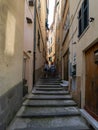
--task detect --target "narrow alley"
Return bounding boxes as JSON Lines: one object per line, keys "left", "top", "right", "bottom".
{"left": 8, "top": 77, "right": 91, "bottom": 130}
{"left": 0, "top": 0, "right": 98, "bottom": 130}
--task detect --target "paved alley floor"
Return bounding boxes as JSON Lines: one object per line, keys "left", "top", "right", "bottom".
{"left": 7, "top": 78, "right": 93, "bottom": 130}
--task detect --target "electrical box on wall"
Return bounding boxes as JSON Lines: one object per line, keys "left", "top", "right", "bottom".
{"left": 72, "top": 64, "right": 76, "bottom": 76}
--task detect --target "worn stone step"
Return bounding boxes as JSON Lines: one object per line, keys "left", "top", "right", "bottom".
{"left": 39, "top": 80, "right": 61, "bottom": 82}
{"left": 37, "top": 83, "right": 60, "bottom": 85}
{"left": 35, "top": 88, "right": 64, "bottom": 91}
{"left": 17, "top": 106, "right": 80, "bottom": 118}
{"left": 23, "top": 100, "right": 77, "bottom": 107}
{"left": 8, "top": 116, "right": 90, "bottom": 130}
{"left": 26, "top": 94, "right": 72, "bottom": 100}
{"left": 37, "top": 78, "right": 60, "bottom": 81}
{"left": 14, "top": 126, "right": 90, "bottom": 130}
{"left": 35, "top": 85, "right": 61, "bottom": 88}
{"left": 32, "top": 90, "right": 69, "bottom": 95}
{"left": 39, "top": 78, "right": 60, "bottom": 81}
{"left": 37, "top": 81, "right": 61, "bottom": 84}
{"left": 38, "top": 82, "right": 61, "bottom": 84}
{"left": 37, "top": 82, "right": 60, "bottom": 84}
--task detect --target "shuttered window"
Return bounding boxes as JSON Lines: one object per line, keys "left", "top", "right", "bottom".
{"left": 78, "top": 0, "right": 89, "bottom": 37}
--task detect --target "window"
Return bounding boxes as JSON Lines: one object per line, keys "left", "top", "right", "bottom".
{"left": 50, "top": 37, "right": 52, "bottom": 44}
{"left": 56, "top": 1, "right": 59, "bottom": 7}
{"left": 63, "top": 10, "right": 70, "bottom": 42}
{"left": 38, "top": 0, "right": 41, "bottom": 9}
{"left": 49, "top": 57, "right": 52, "bottom": 62}
{"left": 45, "top": 19, "right": 49, "bottom": 30}
{"left": 37, "top": 30, "right": 41, "bottom": 52}
{"left": 38, "top": 0, "right": 41, "bottom": 19}
{"left": 78, "top": 0, "right": 89, "bottom": 37}
{"left": 49, "top": 47, "right": 52, "bottom": 54}
{"left": 51, "top": 38, "right": 52, "bottom": 43}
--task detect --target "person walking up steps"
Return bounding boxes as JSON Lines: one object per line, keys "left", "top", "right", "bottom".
{"left": 44, "top": 60, "right": 49, "bottom": 78}
{"left": 50, "top": 62, "right": 56, "bottom": 77}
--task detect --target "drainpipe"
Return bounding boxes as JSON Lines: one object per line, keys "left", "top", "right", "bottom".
{"left": 33, "top": 0, "right": 36, "bottom": 86}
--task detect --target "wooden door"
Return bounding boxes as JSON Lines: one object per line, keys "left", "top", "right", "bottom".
{"left": 85, "top": 43, "right": 98, "bottom": 120}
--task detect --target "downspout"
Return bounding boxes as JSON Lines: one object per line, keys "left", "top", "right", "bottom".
{"left": 33, "top": 0, "right": 36, "bottom": 86}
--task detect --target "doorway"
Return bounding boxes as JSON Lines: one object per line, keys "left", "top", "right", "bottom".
{"left": 85, "top": 43, "right": 98, "bottom": 120}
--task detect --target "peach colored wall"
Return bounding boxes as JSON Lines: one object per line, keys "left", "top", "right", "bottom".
{"left": 35, "top": 0, "right": 47, "bottom": 72}
{"left": 47, "top": 27, "right": 56, "bottom": 63}
{"left": 24, "top": 0, "right": 34, "bottom": 92}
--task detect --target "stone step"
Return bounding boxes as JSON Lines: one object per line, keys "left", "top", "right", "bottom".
{"left": 23, "top": 100, "right": 77, "bottom": 107}
{"left": 39, "top": 80, "right": 61, "bottom": 82}
{"left": 35, "top": 88, "right": 64, "bottom": 91}
{"left": 39, "top": 78, "right": 60, "bottom": 80}
{"left": 17, "top": 106, "right": 80, "bottom": 118}
{"left": 37, "top": 79, "right": 61, "bottom": 82}
{"left": 37, "top": 81, "right": 61, "bottom": 84}
{"left": 26, "top": 94, "right": 72, "bottom": 100}
{"left": 14, "top": 126, "right": 90, "bottom": 130}
{"left": 37, "top": 82, "right": 60, "bottom": 84}
{"left": 35, "top": 85, "right": 61, "bottom": 88}
{"left": 32, "top": 91, "right": 69, "bottom": 95}
{"left": 8, "top": 116, "right": 90, "bottom": 130}
{"left": 37, "top": 83, "right": 60, "bottom": 85}
{"left": 38, "top": 81, "right": 61, "bottom": 84}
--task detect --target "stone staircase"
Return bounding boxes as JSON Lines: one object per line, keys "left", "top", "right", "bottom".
{"left": 8, "top": 78, "right": 92, "bottom": 130}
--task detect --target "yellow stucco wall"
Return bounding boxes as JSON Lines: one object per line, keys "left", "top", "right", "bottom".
{"left": 34, "top": 0, "right": 47, "bottom": 81}
{"left": 0, "top": 0, "right": 24, "bottom": 96}
{"left": 36, "top": 19, "right": 45, "bottom": 70}
{"left": 36, "top": 13, "right": 45, "bottom": 69}
{"left": 47, "top": 27, "right": 56, "bottom": 63}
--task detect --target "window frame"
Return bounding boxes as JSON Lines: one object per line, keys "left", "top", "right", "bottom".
{"left": 78, "top": 0, "right": 89, "bottom": 37}
{"left": 37, "top": 30, "right": 41, "bottom": 52}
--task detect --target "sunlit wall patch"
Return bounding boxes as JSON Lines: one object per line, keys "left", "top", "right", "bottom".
{"left": 5, "top": 11, "right": 16, "bottom": 56}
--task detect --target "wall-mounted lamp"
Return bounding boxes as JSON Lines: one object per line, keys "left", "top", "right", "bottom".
{"left": 89, "top": 17, "right": 95, "bottom": 22}
{"left": 29, "top": 0, "right": 34, "bottom": 6}
{"left": 72, "top": 42, "right": 76, "bottom": 44}
{"left": 27, "top": 50, "right": 32, "bottom": 53}
{"left": 26, "top": 17, "right": 32, "bottom": 24}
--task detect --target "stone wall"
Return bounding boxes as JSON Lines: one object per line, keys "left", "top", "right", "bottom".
{"left": 72, "top": 76, "right": 81, "bottom": 107}
{"left": 0, "top": 82, "right": 23, "bottom": 129}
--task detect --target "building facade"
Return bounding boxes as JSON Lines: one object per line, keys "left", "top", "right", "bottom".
{"left": 60, "top": 0, "right": 69, "bottom": 80}
{"left": 23, "top": 0, "right": 34, "bottom": 94}
{"left": 47, "top": 24, "right": 56, "bottom": 64}
{"left": 69, "top": 0, "right": 98, "bottom": 121}
{"left": 23, "top": 0, "right": 48, "bottom": 88}
{"left": 0, "top": 0, "right": 48, "bottom": 128}
{"left": 34, "top": 0, "right": 48, "bottom": 82}
{"left": 54, "top": 0, "right": 69, "bottom": 79}
{"left": 54, "top": 0, "right": 98, "bottom": 123}
{"left": 0, "top": 0, "right": 24, "bottom": 128}
{"left": 54, "top": 0, "right": 62, "bottom": 76}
